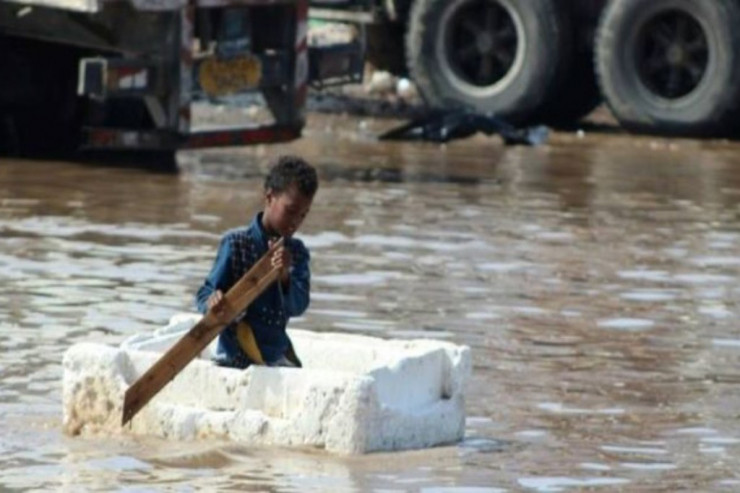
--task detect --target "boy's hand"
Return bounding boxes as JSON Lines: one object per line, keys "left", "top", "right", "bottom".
{"left": 269, "top": 239, "right": 291, "bottom": 285}
{"left": 207, "top": 290, "right": 228, "bottom": 321}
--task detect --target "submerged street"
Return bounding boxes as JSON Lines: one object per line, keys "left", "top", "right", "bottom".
{"left": 2, "top": 114, "right": 740, "bottom": 490}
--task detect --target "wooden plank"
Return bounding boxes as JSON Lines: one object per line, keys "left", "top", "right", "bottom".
{"left": 121, "top": 238, "right": 283, "bottom": 426}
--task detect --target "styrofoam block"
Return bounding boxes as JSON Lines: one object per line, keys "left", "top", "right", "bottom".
{"left": 63, "top": 313, "right": 471, "bottom": 454}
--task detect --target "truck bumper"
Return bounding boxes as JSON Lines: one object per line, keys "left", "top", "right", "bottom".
{"left": 82, "top": 123, "right": 302, "bottom": 150}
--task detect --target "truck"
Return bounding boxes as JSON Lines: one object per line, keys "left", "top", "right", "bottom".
{"left": 0, "top": 0, "right": 363, "bottom": 159}
{"left": 310, "top": 0, "right": 740, "bottom": 137}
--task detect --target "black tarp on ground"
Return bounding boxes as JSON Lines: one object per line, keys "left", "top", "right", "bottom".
{"left": 379, "top": 110, "right": 549, "bottom": 146}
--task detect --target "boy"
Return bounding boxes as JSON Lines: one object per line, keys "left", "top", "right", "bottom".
{"left": 196, "top": 155, "right": 317, "bottom": 368}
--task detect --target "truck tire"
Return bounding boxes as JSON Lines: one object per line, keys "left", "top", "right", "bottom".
{"left": 406, "top": 0, "right": 567, "bottom": 123}
{"left": 596, "top": 0, "right": 740, "bottom": 136}
{"left": 536, "top": 1, "right": 602, "bottom": 126}
{"left": 537, "top": 48, "right": 601, "bottom": 127}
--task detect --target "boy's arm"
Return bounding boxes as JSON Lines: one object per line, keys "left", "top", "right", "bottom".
{"left": 282, "top": 244, "right": 310, "bottom": 317}
{"left": 196, "top": 237, "right": 233, "bottom": 314}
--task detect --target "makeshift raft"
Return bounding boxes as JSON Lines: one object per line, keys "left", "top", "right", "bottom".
{"left": 62, "top": 313, "right": 471, "bottom": 454}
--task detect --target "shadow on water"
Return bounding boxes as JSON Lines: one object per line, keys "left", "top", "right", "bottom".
{"left": 1, "top": 151, "right": 179, "bottom": 174}
{"left": 76, "top": 150, "right": 179, "bottom": 174}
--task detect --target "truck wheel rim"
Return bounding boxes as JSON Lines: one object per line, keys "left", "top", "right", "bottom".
{"left": 635, "top": 10, "right": 709, "bottom": 100}
{"left": 438, "top": 0, "right": 526, "bottom": 98}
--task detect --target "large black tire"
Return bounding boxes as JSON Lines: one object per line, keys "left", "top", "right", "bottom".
{"left": 405, "top": 0, "right": 568, "bottom": 123}
{"left": 537, "top": 48, "right": 601, "bottom": 127}
{"left": 596, "top": 0, "right": 740, "bottom": 136}
{"left": 535, "top": 0, "right": 602, "bottom": 126}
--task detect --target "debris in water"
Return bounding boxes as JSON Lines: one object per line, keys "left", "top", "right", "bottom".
{"left": 379, "top": 110, "right": 549, "bottom": 146}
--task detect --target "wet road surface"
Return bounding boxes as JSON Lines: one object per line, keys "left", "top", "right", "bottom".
{"left": 2, "top": 115, "right": 740, "bottom": 491}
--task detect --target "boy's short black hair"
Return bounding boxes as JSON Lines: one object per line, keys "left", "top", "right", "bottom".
{"left": 264, "top": 155, "right": 318, "bottom": 197}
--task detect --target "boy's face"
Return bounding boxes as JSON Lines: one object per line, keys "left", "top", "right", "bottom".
{"left": 263, "top": 184, "right": 313, "bottom": 238}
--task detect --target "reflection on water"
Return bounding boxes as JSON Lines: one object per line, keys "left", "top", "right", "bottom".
{"left": 3, "top": 115, "right": 740, "bottom": 490}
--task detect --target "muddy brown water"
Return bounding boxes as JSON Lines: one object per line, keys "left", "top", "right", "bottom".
{"left": 2, "top": 115, "right": 740, "bottom": 491}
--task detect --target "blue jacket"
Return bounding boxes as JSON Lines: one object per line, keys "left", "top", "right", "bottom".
{"left": 196, "top": 212, "right": 310, "bottom": 365}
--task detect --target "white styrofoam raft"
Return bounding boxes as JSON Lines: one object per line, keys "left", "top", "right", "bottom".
{"left": 62, "top": 313, "right": 471, "bottom": 454}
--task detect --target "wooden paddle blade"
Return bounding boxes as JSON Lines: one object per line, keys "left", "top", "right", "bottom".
{"left": 122, "top": 238, "right": 283, "bottom": 426}
{"left": 121, "top": 314, "right": 223, "bottom": 425}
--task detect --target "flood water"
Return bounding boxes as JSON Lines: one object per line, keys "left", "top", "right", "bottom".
{"left": 3, "top": 115, "right": 740, "bottom": 491}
